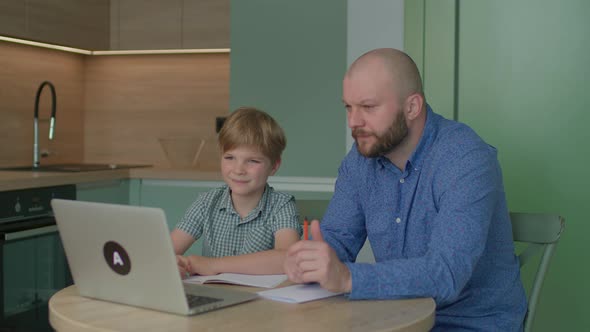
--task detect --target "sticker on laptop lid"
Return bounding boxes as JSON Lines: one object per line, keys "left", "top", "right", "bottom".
{"left": 103, "top": 241, "right": 131, "bottom": 275}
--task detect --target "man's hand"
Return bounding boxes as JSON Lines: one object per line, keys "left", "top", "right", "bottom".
{"left": 284, "top": 220, "right": 352, "bottom": 293}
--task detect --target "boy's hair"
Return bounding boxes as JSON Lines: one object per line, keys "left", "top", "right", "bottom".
{"left": 218, "top": 107, "right": 286, "bottom": 165}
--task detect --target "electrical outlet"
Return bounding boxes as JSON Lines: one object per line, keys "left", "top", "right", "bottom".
{"left": 215, "top": 116, "right": 227, "bottom": 133}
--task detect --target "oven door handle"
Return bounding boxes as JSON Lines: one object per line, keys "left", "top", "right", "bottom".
{"left": 0, "top": 219, "right": 58, "bottom": 242}
{"left": 4, "top": 225, "right": 58, "bottom": 241}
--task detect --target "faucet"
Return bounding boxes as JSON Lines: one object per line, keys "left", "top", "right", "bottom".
{"left": 33, "top": 81, "right": 57, "bottom": 168}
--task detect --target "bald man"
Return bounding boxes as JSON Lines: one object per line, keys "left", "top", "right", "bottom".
{"left": 284, "top": 48, "right": 527, "bottom": 331}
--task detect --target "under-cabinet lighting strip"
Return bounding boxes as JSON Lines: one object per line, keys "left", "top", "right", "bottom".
{"left": 0, "top": 35, "right": 91, "bottom": 54}
{"left": 92, "top": 48, "right": 230, "bottom": 55}
{"left": 0, "top": 35, "right": 230, "bottom": 55}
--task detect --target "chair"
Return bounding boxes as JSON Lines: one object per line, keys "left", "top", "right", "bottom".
{"left": 295, "top": 199, "right": 331, "bottom": 223}
{"left": 510, "top": 212, "right": 565, "bottom": 332}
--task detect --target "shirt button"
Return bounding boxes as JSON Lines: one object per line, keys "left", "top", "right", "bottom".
{"left": 399, "top": 178, "right": 405, "bottom": 183}
{"left": 395, "top": 217, "right": 401, "bottom": 223}
{"left": 233, "top": 250, "right": 238, "bottom": 255}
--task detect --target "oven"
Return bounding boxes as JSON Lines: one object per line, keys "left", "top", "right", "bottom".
{"left": 0, "top": 185, "right": 75, "bottom": 332}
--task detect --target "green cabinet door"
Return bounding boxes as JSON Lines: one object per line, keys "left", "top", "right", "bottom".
{"left": 457, "top": 2, "right": 590, "bottom": 331}
{"left": 76, "top": 179, "right": 131, "bottom": 204}
{"left": 406, "top": 0, "right": 590, "bottom": 330}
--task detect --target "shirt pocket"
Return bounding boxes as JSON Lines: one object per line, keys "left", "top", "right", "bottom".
{"left": 241, "top": 226, "right": 274, "bottom": 254}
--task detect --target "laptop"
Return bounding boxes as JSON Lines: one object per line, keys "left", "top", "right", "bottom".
{"left": 50, "top": 198, "right": 257, "bottom": 315}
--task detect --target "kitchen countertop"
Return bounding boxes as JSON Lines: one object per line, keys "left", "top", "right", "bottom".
{"left": 0, "top": 167, "right": 223, "bottom": 192}
{"left": 129, "top": 167, "right": 222, "bottom": 182}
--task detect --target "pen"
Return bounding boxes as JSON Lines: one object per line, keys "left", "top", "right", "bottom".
{"left": 303, "top": 217, "right": 309, "bottom": 240}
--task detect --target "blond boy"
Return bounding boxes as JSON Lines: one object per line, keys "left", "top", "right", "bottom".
{"left": 172, "top": 107, "right": 301, "bottom": 277}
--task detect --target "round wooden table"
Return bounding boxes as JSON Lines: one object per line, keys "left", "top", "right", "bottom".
{"left": 49, "top": 285, "right": 435, "bottom": 332}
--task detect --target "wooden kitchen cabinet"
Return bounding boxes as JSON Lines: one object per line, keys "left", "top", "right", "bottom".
{"left": 113, "top": 0, "right": 183, "bottom": 50}
{"left": 111, "top": 0, "right": 229, "bottom": 50}
{"left": 182, "top": 0, "right": 230, "bottom": 49}
{"left": 27, "top": 0, "right": 110, "bottom": 49}
{"left": 0, "top": 0, "right": 110, "bottom": 50}
{"left": 0, "top": 1, "right": 26, "bottom": 37}
{"left": 0, "top": 0, "right": 228, "bottom": 51}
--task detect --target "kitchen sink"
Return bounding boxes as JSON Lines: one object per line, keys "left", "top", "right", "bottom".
{"left": 0, "top": 163, "right": 151, "bottom": 172}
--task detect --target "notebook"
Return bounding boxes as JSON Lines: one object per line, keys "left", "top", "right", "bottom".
{"left": 50, "top": 198, "right": 257, "bottom": 316}
{"left": 185, "top": 273, "right": 287, "bottom": 288}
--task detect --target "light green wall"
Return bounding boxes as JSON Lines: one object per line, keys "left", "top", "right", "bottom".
{"left": 423, "top": 0, "right": 456, "bottom": 120}
{"left": 407, "top": 0, "right": 590, "bottom": 330}
{"left": 405, "top": 0, "right": 456, "bottom": 120}
{"left": 404, "top": 0, "right": 425, "bottom": 75}
{"left": 229, "top": 0, "right": 347, "bottom": 177}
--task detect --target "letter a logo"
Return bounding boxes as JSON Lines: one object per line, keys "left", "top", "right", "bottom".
{"left": 112, "top": 251, "right": 124, "bottom": 266}
{"left": 103, "top": 241, "right": 131, "bottom": 275}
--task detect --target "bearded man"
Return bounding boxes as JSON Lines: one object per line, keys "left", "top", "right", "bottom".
{"left": 284, "top": 48, "right": 527, "bottom": 331}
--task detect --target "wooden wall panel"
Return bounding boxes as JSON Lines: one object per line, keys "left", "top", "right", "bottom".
{"left": 0, "top": 42, "right": 229, "bottom": 171}
{"left": 83, "top": 53, "right": 229, "bottom": 171}
{"left": 0, "top": 42, "right": 85, "bottom": 167}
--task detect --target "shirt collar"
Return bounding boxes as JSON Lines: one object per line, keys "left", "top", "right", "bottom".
{"left": 408, "top": 104, "right": 437, "bottom": 172}
{"left": 219, "top": 185, "right": 234, "bottom": 211}
{"left": 218, "top": 184, "right": 270, "bottom": 222}
{"left": 375, "top": 104, "right": 437, "bottom": 172}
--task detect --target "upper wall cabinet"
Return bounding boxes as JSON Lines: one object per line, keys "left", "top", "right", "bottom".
{"left": 0, "top": 0, "right": 110, "bottom": 50}
{"left": 0, "top": 1, "right": 26, "bottom": 37}
{"left": 182, "top": 0, "right": 229, "bottom": 49}
{"left": 110, "top": 0, "right": 229, "bottom": 50}
{"left": 0, "top": 0, "right": 229, "bottom": 50}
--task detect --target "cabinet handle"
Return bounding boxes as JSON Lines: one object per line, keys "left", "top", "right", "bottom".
{"left": 1, "top": 222, "right": 57, "bottom": 242}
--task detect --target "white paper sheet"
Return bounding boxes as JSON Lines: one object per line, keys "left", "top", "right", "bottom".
{"left": 257, "top": 283, "right": 344, "bottom": 303}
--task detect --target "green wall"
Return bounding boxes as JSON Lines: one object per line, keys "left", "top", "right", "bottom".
{"left": 229, "top": 0, "right": 347, "bottom": 177}
{"left": 404, "top": 0, "right": 456, "bottom": 120}
{"left": 406, "top": 0, "right": 590, "bottom": 330}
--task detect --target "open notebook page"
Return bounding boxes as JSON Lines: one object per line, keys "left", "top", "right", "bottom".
{"left": 184, "top": 273, "right": 287, "bottom": 288}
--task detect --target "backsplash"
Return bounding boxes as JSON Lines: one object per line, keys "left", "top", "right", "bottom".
{"left": 0, "top": 42, "right": 85, "bottom": 166}
{"left": 0, "top": 41, "right": 229, "bottom": 171}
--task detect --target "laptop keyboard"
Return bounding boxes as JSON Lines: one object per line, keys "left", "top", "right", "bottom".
{"left": 186, "top": 294, "right": 222, "bottom": 308}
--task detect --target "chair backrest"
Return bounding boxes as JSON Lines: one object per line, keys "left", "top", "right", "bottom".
{"left": 295, "top": 199, "right": 331, "bottom": 223}
{"left": 510, "top": 212, "right": 565, "bottom": 332}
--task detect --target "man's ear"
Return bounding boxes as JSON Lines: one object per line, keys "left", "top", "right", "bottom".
{"left": 404, "top": 93, "right": 424, "bottom": 121}
{"left": 270, "top": 158, "right": 281, "bottom": 176}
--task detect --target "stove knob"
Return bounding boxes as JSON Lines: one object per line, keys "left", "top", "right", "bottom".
{"left": 14, "top": 201, "right": 21, "bottom": 213}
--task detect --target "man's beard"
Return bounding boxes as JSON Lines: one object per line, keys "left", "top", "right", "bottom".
{"left": 353, "top": 111, "right": 408, "bottom": 158}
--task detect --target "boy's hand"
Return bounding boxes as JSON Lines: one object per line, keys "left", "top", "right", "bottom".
{"left": 284, "top": 220, "right": 352, "bottom": 293}
{"left": 177, "top": 255, "right": 218, "bottom": 277}
{"left": 186, "top": 255, "right": 218, "bottom": 276}
{"left": 176, "top": 255, "right": 192, "bottom": 279}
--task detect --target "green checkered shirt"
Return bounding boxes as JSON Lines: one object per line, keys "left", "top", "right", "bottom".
{"left": 175, "top": 184, "right": 302, "bottom": 257}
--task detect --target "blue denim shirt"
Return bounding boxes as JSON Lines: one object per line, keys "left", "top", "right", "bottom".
{"left": 321, "top": 106, "right": 527, "bottom": 331}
